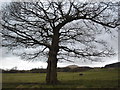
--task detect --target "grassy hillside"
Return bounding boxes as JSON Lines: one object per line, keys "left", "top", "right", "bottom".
{"left": 2, "top": 68, "right": 119, "bottom": 88}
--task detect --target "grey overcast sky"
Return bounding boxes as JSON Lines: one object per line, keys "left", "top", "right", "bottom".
{"left": 0, "top": 0, "right": 119, "bottom": 70}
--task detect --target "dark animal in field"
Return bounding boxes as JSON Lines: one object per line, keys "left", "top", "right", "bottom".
{"left": 79, "top": 73, "right": 84, "bottom": 76}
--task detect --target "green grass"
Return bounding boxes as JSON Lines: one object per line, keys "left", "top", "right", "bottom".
{"left": 2, "top": 68, "right": 120, "bottom": 88}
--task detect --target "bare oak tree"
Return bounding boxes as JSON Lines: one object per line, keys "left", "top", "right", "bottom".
{"left": 1, "top": 1, "right": 119, "bottom": 84}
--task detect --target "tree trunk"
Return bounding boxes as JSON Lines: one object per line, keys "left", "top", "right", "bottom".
{"left": 46, "top": 52, "right": 58, "bottom": 84}
{"left": 46, "top": 28, "right": 60, "bottom": 84}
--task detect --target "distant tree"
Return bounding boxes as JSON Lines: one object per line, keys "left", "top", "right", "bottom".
{"left": 11, "top": 66, "right": 17, "bottom": 70}
{"left": 0, "top": 1, "right": 119, "bottom": 84}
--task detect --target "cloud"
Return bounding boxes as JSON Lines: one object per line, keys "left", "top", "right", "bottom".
{"left": 0, "top": 54, "right": 118, "bottom": 70}
{"left": 1, "top": 56, "right": 47, "bottom": 70}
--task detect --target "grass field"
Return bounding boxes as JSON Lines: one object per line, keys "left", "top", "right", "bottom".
{"left": 1, "top": 68, "right": 120, "bottom": 88}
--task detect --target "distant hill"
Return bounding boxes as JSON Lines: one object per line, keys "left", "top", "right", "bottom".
{"left": 66, "top": 65, "right": 79, "bottom": 69}
{"left": 57, "top": 65, "right": 92, "bottom": 72}
{"left": 104, "top": 62, "right": 120, "bottom": 68}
